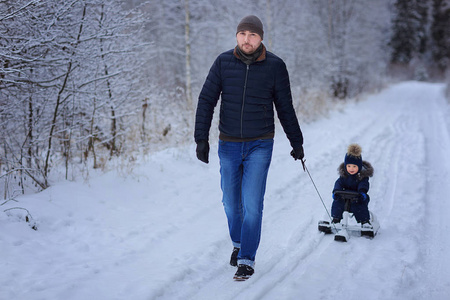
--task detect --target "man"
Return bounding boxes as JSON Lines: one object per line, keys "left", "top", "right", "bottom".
{"left": 194, "top": 15, "right": 304, "bottom": 281}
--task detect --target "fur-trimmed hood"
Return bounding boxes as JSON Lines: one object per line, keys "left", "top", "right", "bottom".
{"left": 338, "top": 160, "right": 374, "bottom": 180}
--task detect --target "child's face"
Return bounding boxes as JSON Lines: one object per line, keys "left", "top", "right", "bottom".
{"left": 346, "top": 164, "right": 359, "bottom": 175}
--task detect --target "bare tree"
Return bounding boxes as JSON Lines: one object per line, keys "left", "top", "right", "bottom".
{"left": 1, "top": 0, "right": 149, "bottom": 196}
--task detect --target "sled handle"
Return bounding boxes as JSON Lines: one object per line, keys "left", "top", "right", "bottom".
{"left": 334, "top": 190, "right": 360, "bottom": 202}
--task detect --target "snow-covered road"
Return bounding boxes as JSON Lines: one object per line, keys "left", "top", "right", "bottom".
{"left": 1, "top": 81, "right": 449, "bottom": 300}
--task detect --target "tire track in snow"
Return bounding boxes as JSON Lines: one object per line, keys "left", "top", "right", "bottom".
{"left": 347, "top": 83, "right": 430, "bottom": 298}
{"left": 228, "top": 89, "right": 420, "bottom": 299}
{"left": 413, "top": 84, "right": 450, "bottom": 299}
{"left": 227, "top": 106, "right": 393, "bottom": 299}
{"left": 246, "top": 82, "right": 438, "bottom": 299}
{"left": 148, "top": 82, "right": 449, "bottom": 300}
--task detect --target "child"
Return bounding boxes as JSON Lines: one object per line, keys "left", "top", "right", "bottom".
{"left": 331, "top": 143, "right": 374, "bottom": 229}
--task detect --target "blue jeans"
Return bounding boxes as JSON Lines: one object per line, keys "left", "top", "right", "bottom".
{"left": 218, "top": 139, "right": 274, "bottom": 267}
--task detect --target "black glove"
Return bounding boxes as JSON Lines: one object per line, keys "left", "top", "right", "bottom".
{"left": 196, "top": 140, "right": 209, "bottom": 164}
{"left": 290, "top": 146, "right": 304, "bottom": 161}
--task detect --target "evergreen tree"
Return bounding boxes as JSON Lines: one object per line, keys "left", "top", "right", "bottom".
{"left": 430, "top": 0, "right": 450, "bottom": 71}
{"left": 390, "top": 0, "right": 429, "bottom": 64}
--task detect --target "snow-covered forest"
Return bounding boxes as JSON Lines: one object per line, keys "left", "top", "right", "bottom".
{"left": 1, "top": 0, "right": 449, "bottom": 196}
{"left": 1, "top": 1, "right": 450, "bottom": 299}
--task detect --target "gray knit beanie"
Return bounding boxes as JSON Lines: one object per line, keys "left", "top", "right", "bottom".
{"left": 236, "top": 15, "right": 264, "bottom": 39}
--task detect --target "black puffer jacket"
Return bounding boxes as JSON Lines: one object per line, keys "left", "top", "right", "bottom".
{"left": 194, "top": 45, "right": 303, "bottom": 149}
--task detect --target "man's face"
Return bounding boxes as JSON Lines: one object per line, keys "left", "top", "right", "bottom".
{"left": 236, "top": 30, "right": 262, "bottom": 54}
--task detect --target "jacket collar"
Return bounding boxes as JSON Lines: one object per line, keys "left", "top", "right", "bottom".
{"left": 233, "top": 43, "right": 266, "bottom": 63}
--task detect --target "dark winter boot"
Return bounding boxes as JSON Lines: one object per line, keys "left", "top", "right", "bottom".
{"left": 233, "top": 264, "right": 254, "bottom": 281}
{"left": 361, "top": 220, "right": 374, "bottom": 237}
{"left": 230, "top": 247, "right": 239, "bottom": 267}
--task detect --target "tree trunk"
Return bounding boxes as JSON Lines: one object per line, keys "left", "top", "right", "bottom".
{"left": 100, "top": 3, "right": 117, "bottom": 157}
{"left": 27, "top": 95, "right": 33, "bottom": 169}
{"left": 184, "top": 0, "right": 193, "bottom": 109}
{"left": 43, "top": 3, "right": 87, "bottom": 185}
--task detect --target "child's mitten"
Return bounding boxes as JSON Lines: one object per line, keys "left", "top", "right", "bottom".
{"left": 358, "top": 192, "right": 368, "bottom": 204}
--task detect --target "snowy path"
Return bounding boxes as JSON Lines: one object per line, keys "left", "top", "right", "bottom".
{"left": 1, "top": 81, "right": 449, "bottom": 300}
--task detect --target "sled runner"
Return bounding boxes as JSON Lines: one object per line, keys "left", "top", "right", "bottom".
{"left": 318, "top": 190, "right": 380, "bottom": 242}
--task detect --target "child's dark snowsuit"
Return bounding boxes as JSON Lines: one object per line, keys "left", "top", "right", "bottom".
{"left": 331, "top": 144, "right": 374, "bottom": 223}
{"left": 331, "top": 161, "right": 374, "bottom": 222}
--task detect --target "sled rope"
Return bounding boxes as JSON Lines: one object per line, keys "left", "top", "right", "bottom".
{"left": 301, "top": 159, "right": 338, "bottom": 231}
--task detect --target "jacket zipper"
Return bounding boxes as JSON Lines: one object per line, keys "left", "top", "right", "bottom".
{"left": 241, "top": 64, "right": 249, "bottom": 138}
